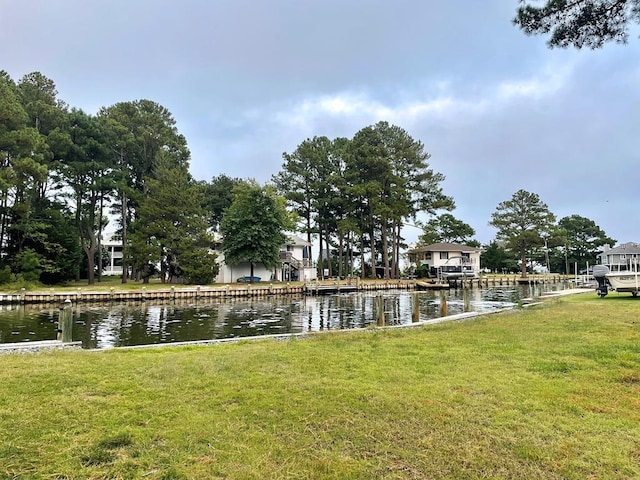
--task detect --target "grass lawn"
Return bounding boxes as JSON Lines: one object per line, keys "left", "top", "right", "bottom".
{"left": 1, "top": 293, "right": 639, "bottom": 479}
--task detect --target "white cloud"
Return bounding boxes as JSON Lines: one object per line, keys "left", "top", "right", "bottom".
{"left": 496, "top": 64, "right": 572, "bottom": 101}
{"left": 265, "top": 60, "right": 575, "bottom": 135}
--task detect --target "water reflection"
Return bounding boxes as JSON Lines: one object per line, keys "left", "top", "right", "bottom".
{"left": 0, "top": 283, "right": 569, "bottom": 349}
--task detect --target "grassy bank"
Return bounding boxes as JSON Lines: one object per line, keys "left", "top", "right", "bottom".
{"left": 1, "top": 293, "right": 639, "bottom": 479}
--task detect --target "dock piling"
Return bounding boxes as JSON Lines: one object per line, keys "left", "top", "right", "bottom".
{"left": 58, "top": 299, "right": 73, "bottom": 343}
{"left": 439, "top": 291, "right": 448, "bottom": 317}
{"left": 377, "top": 295, "right": 385, "bottom": 326}
{"left": 412, "top": 293, "right": 420, "bottom": 322}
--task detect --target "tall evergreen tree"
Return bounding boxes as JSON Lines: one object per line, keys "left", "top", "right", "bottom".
{"left": 0, "top": 71, "right": 54, "bottom": 277}
{"left": 555, "top": 214, "right": 615, "bottom": 273}
{"left": 481, "top": 241, "right": 519, "bottom": 273}
{"left": 489, "top": 189, "right": 556, "bottom": 277}
{"left": 203, "top": 174, "right": 243, "bottom": 231}
{"left": 419, "top": 213, "right": 477, "bottom": 245}
{"left": 128, "top": 154, "right": 217, "bottom": 284}
{"left": 52, "top": 109, "right": 113, "bottom": 284}
{"left": 514, "top": 0, "right": 640, "bottom": 49}
{"left": 347, "top": 122, "right": 453, "bottom": 278}
{"left": 99, "top": 100, "right": 190, "bottom": 282}
{"left": 273, "top": 136, "right": 334, "bottom": 272}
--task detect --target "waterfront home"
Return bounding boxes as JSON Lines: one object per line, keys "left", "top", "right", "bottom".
{"left": 101, "top": 233, "right": 318, "bottom": 283}
{"left": 597, "top": 242, "right": 640, "bottom": 271}
{"left": 102, "top": 235, "right": 124, "bottom": 276}
{"left": 407, "top": 242, "right": 482, "bottom": 277}
{"left": 215, "top": 235, "right": 317, "bottom": 283}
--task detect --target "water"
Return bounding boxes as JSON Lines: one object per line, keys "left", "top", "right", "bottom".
{"left": 0, "top": 283, "right": 569, "bottom": 349}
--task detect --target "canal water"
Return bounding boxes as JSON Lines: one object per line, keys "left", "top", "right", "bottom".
{"left": 0, "top": 283, "right": 570, "bottom": 349}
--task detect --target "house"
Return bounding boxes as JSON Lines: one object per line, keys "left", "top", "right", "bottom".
{"left": 278, "top": 235, "right": 316, "bottom": 281}
{"left": 407, "top": 242, "right": 482, "bottom": 276}
{"left": 597, "top": 243, "right": 640, "bottom": 271}
{"left": 215, "top": 235, "right": 317, "bottom": 283}
{"left": 100, "top": 233, "right": 318, "bottom": 283}
{"left": 102, "top": 235, "right": 124, "bottom": 276}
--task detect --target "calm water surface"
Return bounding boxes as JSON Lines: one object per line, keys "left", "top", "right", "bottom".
{"left": 0, "top": 283, "right": 569, "bottom": 349}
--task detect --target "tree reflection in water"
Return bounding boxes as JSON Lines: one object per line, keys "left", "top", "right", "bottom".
{"left": 0, "top": 283, "right": 569, "bottom": 349}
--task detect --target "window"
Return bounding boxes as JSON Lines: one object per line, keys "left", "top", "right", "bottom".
{"left": 424, "top": 252, "right": 432, "bottom": 260}
{"left": 439, "top": 252, "right": 449, "bottom": 260}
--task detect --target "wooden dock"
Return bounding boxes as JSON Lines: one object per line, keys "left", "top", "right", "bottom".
{"left": 415, "top": 281, "right": 450, "bottom": 290}
{"left": 0, "top": 284, "right": 307, "bottom": 305}
{"left": 0, "top": 275, "right": 570, "bottom": 306}
{"left": 304, "top": 284, "right": 359, "bottom": 295}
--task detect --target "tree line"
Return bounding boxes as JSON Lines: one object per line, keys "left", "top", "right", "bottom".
{"left": 1, "top": 70, "right": 222, "bottom": 285}
{"left": 0, "top": 71, "right": 455, "bottom": 285}
{"left": 418, "top": 190, "right": 615, "bottom": 277}
{"left": 0, "top": 70, "right": 617, "bottom": 286}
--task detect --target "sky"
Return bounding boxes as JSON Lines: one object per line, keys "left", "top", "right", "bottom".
{"left": 2, "top": 0, "right": 639, "bottom": 248}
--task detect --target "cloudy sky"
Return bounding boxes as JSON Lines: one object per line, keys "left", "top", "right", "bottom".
{"left": 2, "top": 0, "right": 639, "bottom": 246}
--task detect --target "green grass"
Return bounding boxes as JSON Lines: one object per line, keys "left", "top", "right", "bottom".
{"left": 1, "top": 293, "right": 639, "bottom": 479}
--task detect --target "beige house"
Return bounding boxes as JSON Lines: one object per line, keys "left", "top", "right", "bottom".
{"left": 407, "top": 242, "right": 482, "bottom": 277}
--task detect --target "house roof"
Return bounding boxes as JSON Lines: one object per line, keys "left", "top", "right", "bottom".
{"left": 408, "top": 242, "right": 482, "bottom": 253}
{"left": 598, "top": 242, "right": 640, "bottom": 257}
{"left": 286, "top": 235, "right": 312, "bottom": 247}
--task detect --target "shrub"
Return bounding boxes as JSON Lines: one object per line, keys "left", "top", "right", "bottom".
{"left": 0, "top": 266, "right": 13, "bottom": 285}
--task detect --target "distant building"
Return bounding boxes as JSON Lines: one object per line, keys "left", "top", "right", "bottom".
{"left": 407, "top": 242, "right": 482, "bottom": 276}
{"left": 102, "top": 235, "right": 124, "bottom": 276}
{"left": 597, "top": 243, "right": 640, "bottom": 271}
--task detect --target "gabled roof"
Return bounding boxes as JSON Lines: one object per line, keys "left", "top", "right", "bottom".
{"left": 285, "top": 235, "right": 312, "bottom": 247}
{"left": 408, "top": 242, "right": 482, "bottom": 253}
{"left": 599, "top": 242, "right": 640, "bottom": 256}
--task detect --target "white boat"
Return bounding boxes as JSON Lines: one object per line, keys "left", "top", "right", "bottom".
{"left": 436, "top": 265, "right": 477, "bottom": 280}
{"left": 605, "top": 270, "right": 640, "bottom": 296}
{"left": 593, "top": 264, "right": 640, "bottom": 297}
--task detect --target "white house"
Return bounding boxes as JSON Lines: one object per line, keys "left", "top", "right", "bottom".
{"left": 215, "top": 235, "right": 317, "bottom": 283}
{"left": 407, "top": 242, "right": 482, "bottom": 276}
{"left": 102, "top": 235, "right": 124, "bottom": 276}
{"left": 100, "top": 233, "right": 318, "bottom": 283}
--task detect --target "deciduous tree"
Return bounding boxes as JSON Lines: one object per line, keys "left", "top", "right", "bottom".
{"left": 220, "top": 181, "right": 295, "bottom": 282}
{"left": 554, "top": 214, "right": 615, "bottom": 273}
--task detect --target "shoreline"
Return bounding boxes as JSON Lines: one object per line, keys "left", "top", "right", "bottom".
{"left": 0, "top": 275, "right": 573, "bottom": 306}
{"left": 0, "top": 287, "right": 592, "bottom": 355}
